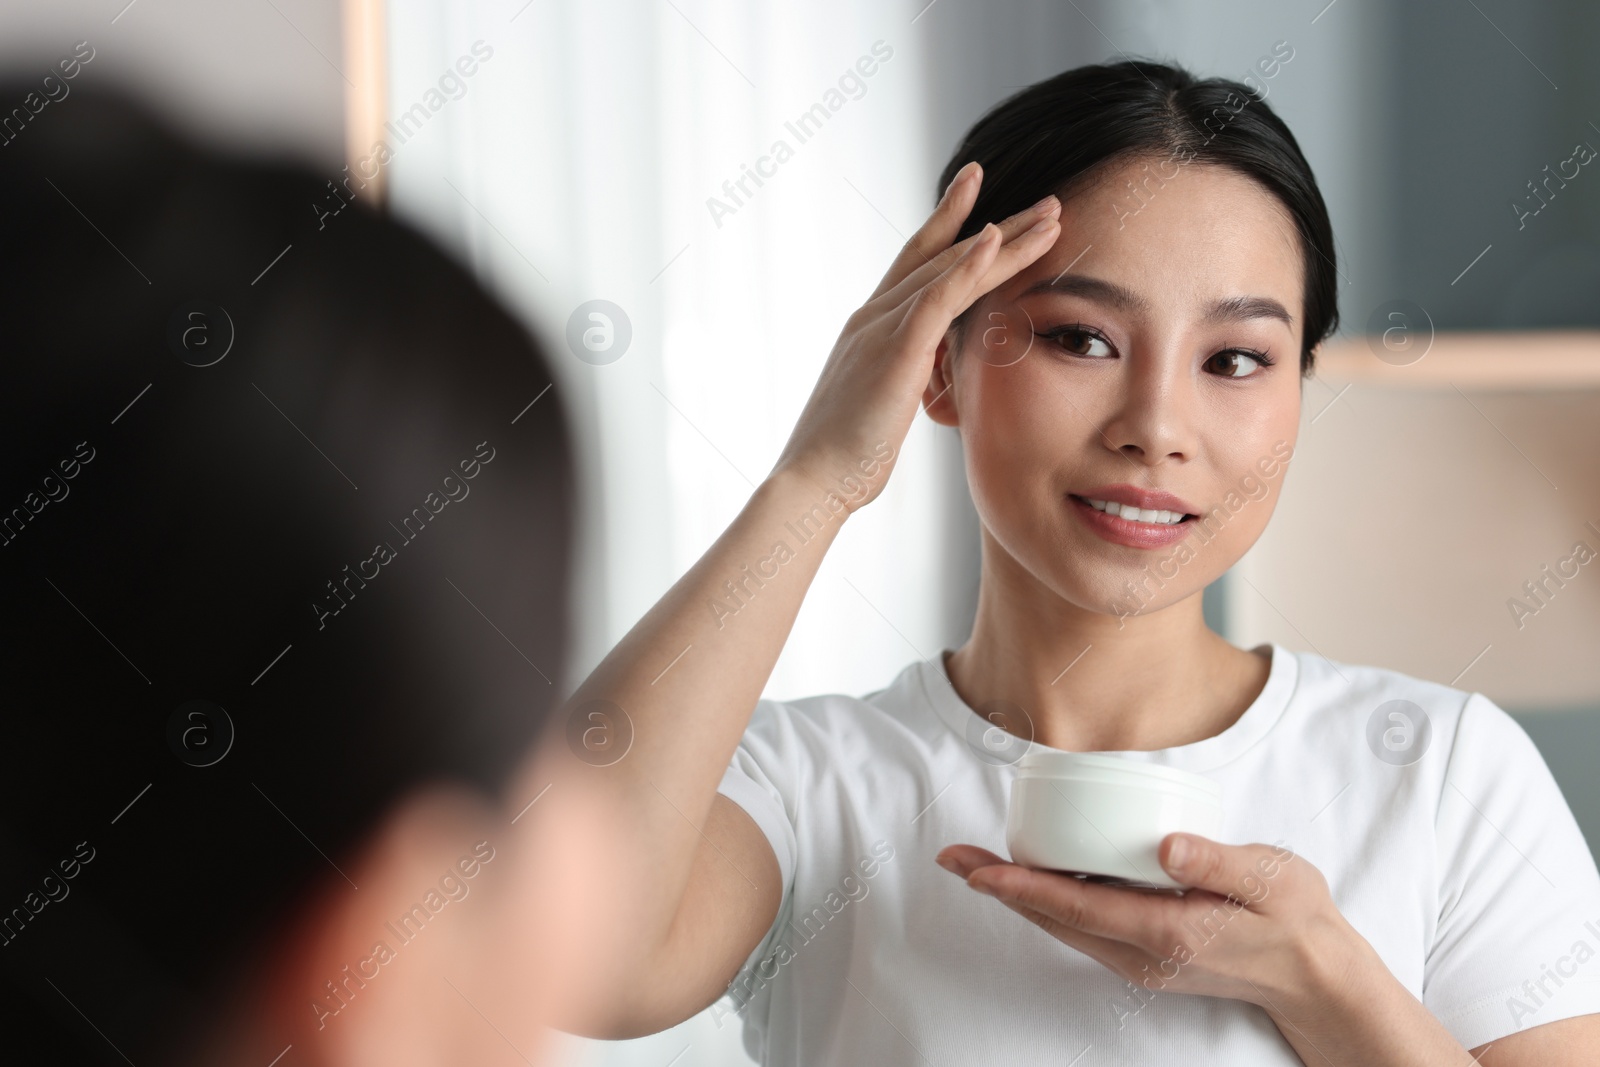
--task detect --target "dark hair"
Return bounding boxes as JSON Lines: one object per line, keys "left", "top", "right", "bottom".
{"left": 938, "top": 58, "right": 1338, "bottom": 373}
{"left": 0, "top": 82, "right": 573, "bottom": 1062}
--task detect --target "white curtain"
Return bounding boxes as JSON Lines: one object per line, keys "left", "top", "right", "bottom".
{"left": 386, "top": 1, "right": 955, "bottom": 1062}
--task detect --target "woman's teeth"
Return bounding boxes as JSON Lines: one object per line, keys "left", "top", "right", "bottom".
{"left": 1082, "top": 497, "right": 1187, "bottom": 525}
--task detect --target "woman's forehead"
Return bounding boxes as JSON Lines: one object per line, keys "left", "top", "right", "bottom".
{"left": 1004, "top": 161, "right": 1305, "bottom": 323}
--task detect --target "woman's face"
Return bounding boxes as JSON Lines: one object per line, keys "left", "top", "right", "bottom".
{"left": 934, "top": 155, "right": 1306, "bottom": 621}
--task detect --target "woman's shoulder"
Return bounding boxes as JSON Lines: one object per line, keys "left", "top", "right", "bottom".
{"left": 1277, "top": 642, "right": 1537, "bottom": 771}
{"left": 1284, "top": 642, "right": 1477, "bottom": 707}
{"left": 742, "top": 655, "right": 949, "bottom": 752}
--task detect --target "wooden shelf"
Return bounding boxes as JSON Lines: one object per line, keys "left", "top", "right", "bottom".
{"left": 1313, "top": 330, "right": 1600, "bottom": 390}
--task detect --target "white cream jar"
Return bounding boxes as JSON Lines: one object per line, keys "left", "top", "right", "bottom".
{"left": 1006, "top": 749, "right": 1222, "bottom": 890}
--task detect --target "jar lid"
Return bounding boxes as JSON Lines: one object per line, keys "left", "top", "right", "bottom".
{"left": 1014, "top": 748, "right": 1222, "bottom": 799}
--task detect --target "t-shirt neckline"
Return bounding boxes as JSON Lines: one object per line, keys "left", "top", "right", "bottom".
{"left": 914, "top": 640, "right": 1299, "bottom": 773}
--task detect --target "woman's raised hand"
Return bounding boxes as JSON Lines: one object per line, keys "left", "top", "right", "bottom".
{"left": 769, "top": 161, "right": 1062, "bottom": 510}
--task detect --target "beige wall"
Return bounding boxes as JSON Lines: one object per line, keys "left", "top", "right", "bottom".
{"left": 1234, "top": 374, "right": 1600, "bottom": 709}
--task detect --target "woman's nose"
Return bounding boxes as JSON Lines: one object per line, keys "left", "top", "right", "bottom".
{"left": 1100, "top": 356, "right": 1195, "bottom": 464}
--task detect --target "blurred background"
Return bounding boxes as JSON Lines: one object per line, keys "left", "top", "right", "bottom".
{"left": 3, "top": 0, "right": 1596, "bottom": 1063}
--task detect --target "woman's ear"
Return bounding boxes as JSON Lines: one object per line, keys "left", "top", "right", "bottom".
{"left": 1303, "top": 340, "right": 1321, "bottom": 383}
{"left": 923, "top": 328, "right": 961, "bottom": 427}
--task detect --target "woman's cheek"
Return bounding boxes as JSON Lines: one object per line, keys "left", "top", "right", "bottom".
{"left": 962, "top": 363, "right": 1077, "bottom": 518}
{"left": 966, "top": 362, "right": 1051, "bottom": 467}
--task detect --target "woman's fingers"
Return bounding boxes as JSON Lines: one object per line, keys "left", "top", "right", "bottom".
{"left": 1002, "top": 897, "right": 1151, "bottom": 976}
{"left": 869, "top": 193, "right": 1060, "bottom": 316}
{"left": 866, "top": 160, "right": 982, "bottom": 302}
{"left": 891, "top": 213, "right": 1060, "bottom": 357}
{"left": 769, "top": 172, "right": 1058, "bottom": 515}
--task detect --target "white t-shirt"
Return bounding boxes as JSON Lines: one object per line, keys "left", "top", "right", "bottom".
{"left": 711, "top": 641, "right": 1600, "bottom": 1064}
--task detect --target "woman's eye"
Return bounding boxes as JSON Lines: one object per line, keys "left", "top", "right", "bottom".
{"left": 1206, "top": 351, "right": 1269, "bottom": 378}
{"left": 1041, "top": 327, "right": 1113, "bottom": 358}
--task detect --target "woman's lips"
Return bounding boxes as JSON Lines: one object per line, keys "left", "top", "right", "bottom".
{"left": 1067, "top": 493, "right": 1196, "bottom": 549}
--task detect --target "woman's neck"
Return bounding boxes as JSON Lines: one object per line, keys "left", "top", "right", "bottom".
{"left": 945, "top": 547, "right": 1270, "bottom": 754}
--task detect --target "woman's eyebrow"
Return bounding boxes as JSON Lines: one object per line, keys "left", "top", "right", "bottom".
{"left": 1019, "top": 274, "right": 1294, "bottom": 327}
{"left": 1205, "top": 294, "right": 1295, "bottom": 328}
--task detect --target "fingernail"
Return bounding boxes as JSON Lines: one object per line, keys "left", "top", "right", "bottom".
{"left": 1028, "top": 193, "right": 1059, "bottom": 214}
{"left": 968, "top": 877, "right": 1001, "bottom": 897}
{"left": 942, "top": 161, "right": 978, "bottom": 203}
{"left": 935, "top": 855, "right": 960, "bottom": 875}
{"left": 1166, "top": 836, "right": 1189, "bottom": 873}
{"left": 1024, "top": 216, "right": 1057, "bottom": 236}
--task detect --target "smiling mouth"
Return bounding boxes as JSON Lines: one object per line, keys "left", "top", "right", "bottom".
{"left": 1070, "top": 495, "right": 1194, "bottom": 527}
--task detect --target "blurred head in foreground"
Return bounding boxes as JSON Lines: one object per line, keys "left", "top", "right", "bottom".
{"left": 0, "top": 79, "right": 620, "bottom": 1065}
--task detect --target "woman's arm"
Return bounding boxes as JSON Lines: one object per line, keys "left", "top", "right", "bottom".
{"left": 1471, "top": 1015, "right": 1600, "bottom": 1065}
{"left": 1259, "top": 911, "right": 1600, "bottom": 1065}
{"left": 938, "top": 834, "right": 1600, "bottom": 1065}
{"left": 1263, "top": 931, "right": 1600, "bottom": 1066}
{"left": 527, "top": 163, "right": 1064, "bottom": 1038}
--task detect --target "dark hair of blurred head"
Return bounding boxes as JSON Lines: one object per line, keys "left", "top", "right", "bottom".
{"left": 937, "top": 58, "right": 1338, "bottom": 373}
{"left": 0, "top": 78, "right": 574, "bottom": 1063}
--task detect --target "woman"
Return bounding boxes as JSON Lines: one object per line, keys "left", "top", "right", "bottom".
{"left": 568, "top": 60, "right": 1600, "bottom": 1062}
